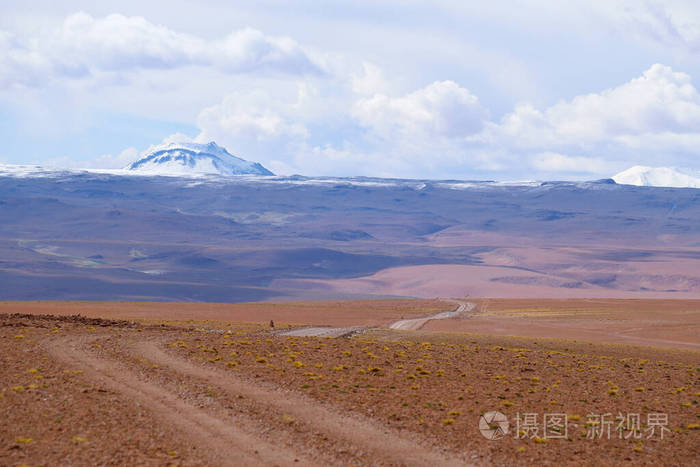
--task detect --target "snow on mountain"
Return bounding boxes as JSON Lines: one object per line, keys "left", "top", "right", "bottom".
{"left": 126, "top": 141, "right": 274, "bottom": 176}
{"left": 612, "top": 166, "right": 700, "bottom": 188}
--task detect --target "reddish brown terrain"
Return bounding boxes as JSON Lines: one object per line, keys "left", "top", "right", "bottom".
{"left": 423, "top": 299, "right": 700, "bottom": 351}
{"left": 289, "top": 247, "right": 700, "bottom": 299}
{"left": 1, "top": 299, "right": 698, "bottom": 465}
{"left": 0, "top": 299, "right": 450, "bottom": 327}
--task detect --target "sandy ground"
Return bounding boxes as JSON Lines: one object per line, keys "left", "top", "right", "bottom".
{"left": 0, "top": 299, "right": 451, "bottom": 327}
{"left": 1, "top": 313, "right": 697, "bottom": 466}
{"left": 4, "top": 298, "right": 698, "bottom": 351}
{"left": 421, "top": 299, "right": 700, "bottom": 351}
{"left": 0, "top": 314, "right": 468, "bottom": 466}
{"left": 283, "top": 263, "right": 700, "bottom": 299}
{"left": 272, "top": 237, "right": 700, "bottom": 300}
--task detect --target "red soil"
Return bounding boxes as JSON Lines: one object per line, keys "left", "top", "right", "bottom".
{"left": 0, "top": 299, "right": 451, "bottom": 327}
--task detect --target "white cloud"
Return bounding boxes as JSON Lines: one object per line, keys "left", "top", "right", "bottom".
{"left": 211, "top": 28, "right": 321, "bottom": 75}
{"left": 11, "top": 10, "right": 700, "bottom": 182}
{"left": 183, "top": 64, "right": 700, "bottom": 179}
{"left": 0, "top": 31, "right": 52, "bottom": 88}
{"left": 91, "top": 148, "right": 141, "bottom": 168}
{"left": 0, "top": 12, "right": 322, "bottom": 88}
{"left": 159, "top": 132, "right": 194, "bottom": 145}
{"left": 53, "top": 12, "right": 199, "bottom": 73}
{"left": 531, "top": 152, "right": 612, "bottom": 174}
{"left": 352, "top": 80, "right": 488, "bottom": 140}
{"left": 193, "top": 90, "right": 309, "bottom": 166}
{"left": 608, "top": 0, "right": 700, "bottom": 53}
{"left": 351, "top": 62, "right": 389, "bottom": 95}
{"left": 468, "top": 63, "right": 700, "bottom": 177}
{"left": 494, "top": 64, "right": 700, "bottom": 148}
{"left": 196, "top": 91, "right": 308, "bottom": 141}
{"left": 42, "top": 147, "right": 140, "bottom": 169}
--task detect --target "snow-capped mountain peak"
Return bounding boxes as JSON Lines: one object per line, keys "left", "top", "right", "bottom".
{"left": 612, "top": 166, "right": 700, "bottom": 188}
{"left": 126, "top": 141, "right": 274, "bottom": 176}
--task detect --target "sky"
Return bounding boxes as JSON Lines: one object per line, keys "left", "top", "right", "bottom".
{"left": 2, "top": 1, "right": 700, "bottom": 180}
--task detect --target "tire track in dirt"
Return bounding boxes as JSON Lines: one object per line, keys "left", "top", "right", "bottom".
{"left": 136, "top": 340, "right": 468, "bottom": 467}
{"left": 48, "top": 335, "right": 314, "bottom": 467}
{"left": 612, "top": 327, "right": 700, "bottom": 348}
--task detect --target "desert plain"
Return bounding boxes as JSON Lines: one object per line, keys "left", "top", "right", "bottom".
{"left": 1, "top": 298, "right": 698, "bottom": 465}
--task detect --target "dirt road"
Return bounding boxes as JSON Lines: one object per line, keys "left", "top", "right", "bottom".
{"left": 277, "top": 299, "right": 475, "bottom": 337}
{"left": 48, "top": 333, "right": 466, "bottom": 466}
{"left": 389, "top": 299, "right": 474, "bottom": 330}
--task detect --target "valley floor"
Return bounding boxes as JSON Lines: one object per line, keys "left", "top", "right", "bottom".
{"left": 1, "top": 299, "right": 698, "bottom": 465}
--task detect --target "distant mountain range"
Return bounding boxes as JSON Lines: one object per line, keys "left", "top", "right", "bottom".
{"left": 4, "top": 139, "right": 700, "bottom": 189}
{"left": 0, "top": 167, "right": 699, "bottom": 301}
{"left": 0, "top": 141, "right": 699, "bottom": 301}
{"left": 126, "top": 141, "right": 274, "bottom": 176}
{"left": 122, "top": 140, "right": 700, "bottom": 188}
